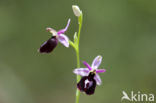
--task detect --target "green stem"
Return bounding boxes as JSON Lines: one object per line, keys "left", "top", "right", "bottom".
{"left": 75, "top": 14, "right": 83, "bottom": 103}
{"left": 75, "top": 49, "right": 80, "bottom": 103}
{"left": 69, "top": 13, "right": 83, "bottom": 103}
{"left": 69, "top": 40, "right": 76, "bottom": 50}
{"left": 77, "top": 14, "right": 83, "bottom": 45}
{"left": 69, "top": 41, "right": 81, "bottom": 103}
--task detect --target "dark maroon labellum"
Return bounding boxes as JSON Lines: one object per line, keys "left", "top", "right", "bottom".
{"left": 77, "top": 72, "right": 96, "bottom": 95}
{"left": 39, "top": 36, "right": 58, "bottom": 53}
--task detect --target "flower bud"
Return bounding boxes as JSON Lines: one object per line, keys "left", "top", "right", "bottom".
{"left": 72, "top": 5, "right": 82, "bottom": 17}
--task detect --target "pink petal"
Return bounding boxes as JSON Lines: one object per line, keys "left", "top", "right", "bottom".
{"left": 83, "top": 61, "right": 92, "bottom": 71}
{"left": 91, "top": 55, "right": 102, "bottom": 69}
{"left": 57, "top": 34, "right": 69, "bottom": 47}
{"left": 73, "top": 68, "right": 90, "bottom": 76}
{"left": 94, "top": 74, "right": 102, "bottom": 85}
{"left": 96, "top": 69, "right": 106, "bottom": 73}
{"left": 58, "top": 19, "right": 71, "bottom": 35}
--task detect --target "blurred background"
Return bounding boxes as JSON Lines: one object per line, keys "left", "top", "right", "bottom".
{"left": 0, "top": 0, "right": 156, "bottom": 103}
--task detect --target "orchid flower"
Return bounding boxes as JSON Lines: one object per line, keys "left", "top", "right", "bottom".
{"left": 73, "top": 55, "right": 106, "bottom": 95}
{"left": 39, "top": 19, "right": 71, "bottom": 53}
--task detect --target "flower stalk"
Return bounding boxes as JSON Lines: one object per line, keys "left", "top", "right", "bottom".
{"left": 69, "top": 7, "right": 83, "bottom": 103}
{"left": 76, "top": 13, "right": 83, "bottom": 103}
